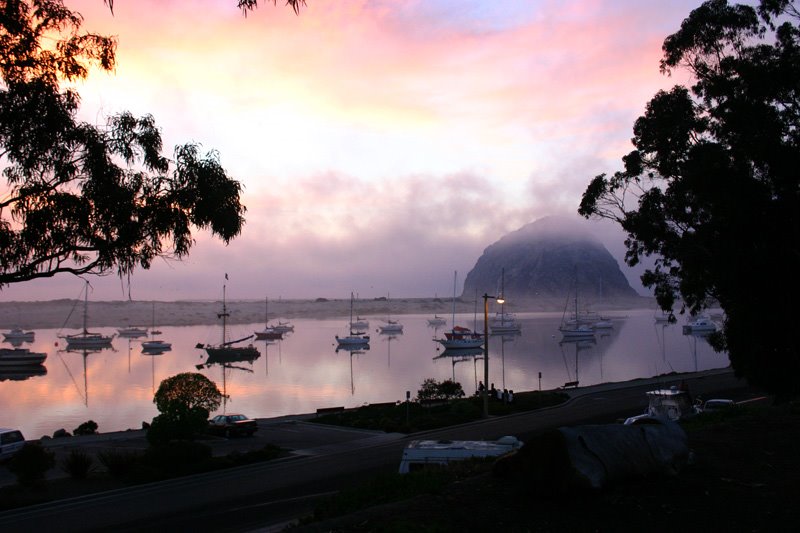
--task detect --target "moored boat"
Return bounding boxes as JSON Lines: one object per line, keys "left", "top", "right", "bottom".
{"left": 61, "top": 280, "right": 114, "bottom": 349}
{"left": 201, "top": 278, "right": 260, "bottom": 361}
{"left": 254, "top": 297, "right": 285, "bottom": 340}
{"left": 435, "top": 272, "right": 484, "bottom": 350}
{"left": 684, "top": 316, "right": 717, "bottom": 333}
{"left": 427, "top": 315, "right": 447, "bottom": 327}
{"left": 2, "top": 328, "right": 34, "bottom": 342}
{"left": 337, "top": 292, "right": 370, "bottom": 346}
{"left": 0, "top": 347, "right": 47, "bottom": 366}
{"left": 117, "top": 326, "right": 148, "bottom": 338}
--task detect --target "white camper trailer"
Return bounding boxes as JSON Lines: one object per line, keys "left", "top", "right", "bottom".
{"left": 398, "top": 436, "right": 522, "bottom": 474}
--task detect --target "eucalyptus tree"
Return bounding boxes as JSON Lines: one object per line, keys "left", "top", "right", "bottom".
{"left": 579, "top": 0, "right": 800, "bottom": 398}
{"left": 0, "top": 0, "right": 247, "bottom": 288}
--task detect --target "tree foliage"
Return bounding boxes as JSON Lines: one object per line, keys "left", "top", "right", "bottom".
{"left": 416, "top": 378, "right": 465, "bottom": 402}
{"left": 579, "top": 0, "right": 800, "bottom": 397}
{"left": 0, "top": 1, "right": 246, "bottom": 288}
{"left": 149, "top": 372, "right": 222, "bottom": 445}
{"left": 103, "top": 0, "right": 306, "bottom": 16}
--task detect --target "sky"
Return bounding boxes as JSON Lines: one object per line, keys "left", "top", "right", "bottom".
{"left": 0, "top": 0, "right": 703, "bottom": 302}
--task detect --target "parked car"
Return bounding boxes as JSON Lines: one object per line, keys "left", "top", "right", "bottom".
{"left": 208, "top": 414, "right": 258, "bottom": 437}
{"left": 0, "top": 428, "right": 25, "bottom": 462}
{"left": 702, "top": 399, "right": 735, "bottom": 413}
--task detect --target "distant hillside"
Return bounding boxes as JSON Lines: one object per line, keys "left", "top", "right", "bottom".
{"left": 462, "top": 216, "right": 640, "bottom": 303}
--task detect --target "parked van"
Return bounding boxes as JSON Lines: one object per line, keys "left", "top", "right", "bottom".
{"left": 0, "top": 428, "right": 25, "bottom": 461}
{"left": 398, "top": 436, "right": 522, "bottom": 474}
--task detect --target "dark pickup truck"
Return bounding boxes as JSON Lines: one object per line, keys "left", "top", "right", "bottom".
{"left": 208, "top": 414, "right": 258, "bottom": 437}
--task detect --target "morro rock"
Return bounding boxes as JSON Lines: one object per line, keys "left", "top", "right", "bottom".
{"left": 462, "top": 217, "right": 639, "bottom": 303}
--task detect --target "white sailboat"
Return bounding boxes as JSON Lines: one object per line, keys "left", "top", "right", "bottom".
{"left": 254, "top": 297, "right": 283, "bottom": 340}
{"left": 559, "top": 270, "right": 595, "bottom": 340}
{"left": 336, "top": 292, "right": 370, "bottom": 346}
{"left": 427, "top": 315, "right": 447, "bottom": 327}
{"left": 436, "top": 272, "right": 484, "bottom": 350}
{"left": 142, "top": 303, "right": 171, "bottom": 352}
{"left": 490, "top": 268, "right": 521, "bottom": 334}
{"left": 62, "top": 280, "right": 114, "bottom": 349}
{"left": 378, "top": 293, "right": 403, "bottom": 334}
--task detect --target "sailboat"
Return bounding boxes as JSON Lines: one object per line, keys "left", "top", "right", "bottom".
{"left": 490, "top": 268, "right": 521, "bottom": 334}
{"left": 254, "top": 297, "right": 283, "bottom": 341}
{"left": 349, "top": 293, "right": 369, "bottom": 330}
{"left": 378, "top": 293, "right": 403, "bottom": 333}
{"left": 142, "top": 303, "right": 171, "bottom": 352}
{"left": 62, "top": 280, "right": 114, "bottom": 349}
{"left": 427, "top": 314, "right": 447, "bottom": 327}
{"left": 435, "top": 271, "right": 484, "bottom": 350}
{"left": 200, "top": 280, "right": 260, "bottom": 363}
{"left": 559, "top": 270, "right": 595, "bottom": 340}
{"left": 336, "top": 292, "right": 370, "bottom": 346}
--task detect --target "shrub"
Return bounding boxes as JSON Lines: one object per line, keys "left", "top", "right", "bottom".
{"left": 61, "top": 449, "right": 94, "bottom": 479}
{"left": 97, "top": 449, "right": 142, "bottom": 479}
{"left": 8, "top": 443, "right": 55, "bottom": 486}
{"left": 73, "top": 420, "right": 99, "bottom": 436}
{"left": 417, "top": 378, "right": 465, "bottom": 401}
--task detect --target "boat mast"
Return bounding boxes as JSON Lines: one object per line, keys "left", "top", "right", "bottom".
{"left": 82, "top": 280, "right": 89, "bottom": 335}
{"left": 218, "top": 283, "right": 229, "bottom": 345}
{"left": 349, "top": 292, "right": 355, "bottom": 334}
{"left": 500, "top": 268, "right": 506, "bottom": 323}
{"left": 451, "top": 271, "right": 457, "bottom": 330}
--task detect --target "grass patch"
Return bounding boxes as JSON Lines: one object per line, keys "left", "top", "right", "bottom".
{"left": 312, "top": 390, "right": 568, "bottom": 433}
{"left": 305, "top": 458, "right": 495, "bottom": 525}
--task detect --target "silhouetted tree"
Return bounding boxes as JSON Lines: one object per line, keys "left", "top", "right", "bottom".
{"left": 0, "top": 1, "right": 246, "bottom": 288}
{"left": 102, "top": 0, "right": 306, "bottom": 15}
{"left": 148, "top": 372, "right": 222, "bottom": 445}
{"left": 579, "top": 0, "right": 800, "bottom": 398}
{"left": 417, "top": 378, "right": 465, "bottom": 401}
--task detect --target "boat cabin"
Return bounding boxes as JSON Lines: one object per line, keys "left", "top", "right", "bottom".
{"left": 645, "top": 387, "right": 697, "bottom": 421}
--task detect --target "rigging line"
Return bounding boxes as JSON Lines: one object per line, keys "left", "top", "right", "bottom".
{"left": 56, "top": 351, "right": 87, "bottom": 405}
{"left": 57, "top": 281, "right": 88, "bottom": 335}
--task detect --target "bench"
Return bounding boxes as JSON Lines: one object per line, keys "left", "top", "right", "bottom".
{"left": 419, "top": 399, "right": 448, "bottom": 408}
{"left": 315, "top": 406, "right": 345, "bottom": 417}
{"left": 366, "top": 401, "right": 399, "bottom": 409}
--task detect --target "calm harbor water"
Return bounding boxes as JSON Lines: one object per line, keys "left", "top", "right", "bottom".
{"left": 1, "top": 308, "right": 728, "bottom": 438}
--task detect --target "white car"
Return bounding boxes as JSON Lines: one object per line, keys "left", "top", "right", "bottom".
{"left": 0, "top": 428, "right": 25, "bottom": 461}
{"left": 702, "top": 399, "right": 735, "bottom": 413}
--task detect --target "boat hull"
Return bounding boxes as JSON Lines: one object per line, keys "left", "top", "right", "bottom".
{"left": 336, "top": 335, "right": 370, "bottom": 346}
{"left": 254, "top": 330, "right": 283, "bottom": 340}
{"left": 436, "top": 338, "right": 484, "bottom": 350}
{"left": 0, "top": 348, "right": 47, "bottom": 366}
{"left": 142, "top": 340, "right": 172, "bottom": 351}
{"left": 64, "top": 334, "right": 114, "bottom": 348}
{"left": 204, "top": 346, "right": 260, "bottom": 363}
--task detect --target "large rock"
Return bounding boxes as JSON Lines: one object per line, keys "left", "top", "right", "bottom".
{"left": 462, "top": 216, "right": 639, "bottom": 302}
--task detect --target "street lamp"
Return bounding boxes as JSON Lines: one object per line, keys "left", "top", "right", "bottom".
{"left": 482, "top": 292, "right": 505, "bottom": 418}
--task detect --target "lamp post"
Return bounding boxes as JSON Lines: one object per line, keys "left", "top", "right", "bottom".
{"left": 482, "top": 292, "right": 504, "bottom": 417}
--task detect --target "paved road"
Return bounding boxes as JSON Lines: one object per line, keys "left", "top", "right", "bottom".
{"left": 0, "top": 369, "right": 759, "bottom": 532}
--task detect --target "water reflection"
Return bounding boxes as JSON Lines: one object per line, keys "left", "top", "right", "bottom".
{"left": 336, "top": 343, "right": 370, "bottom": 394}
{"left": 0, "top": 365, "right": 47, "bottom": 382}
{"left": 197, "top": 348, "right": 261, "bottom": 412}
{"left": 58, "top": 345, "right": 114, "bottom": 407}
{"left": 559, "top": 338, "right": 596, "bottom": 387}
{"left": 434, "top": 347, "right": 483, "bottom": 391}
{"left": 0, "top": 309, "right": 730, "bottom": 439}
{"left": 378, "top": 332, "right": 400, "bottom": 367}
